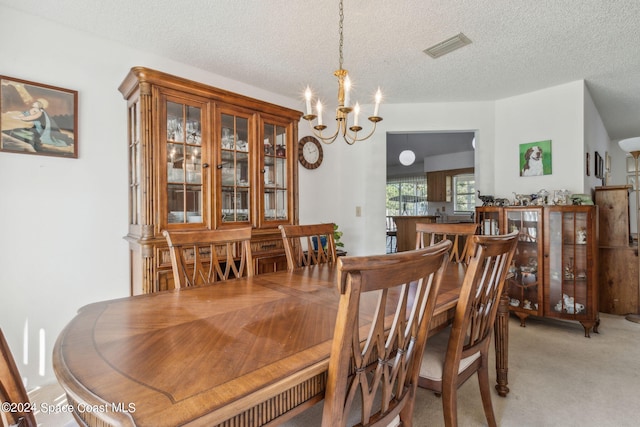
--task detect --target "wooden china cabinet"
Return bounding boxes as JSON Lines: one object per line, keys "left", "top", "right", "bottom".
{"left": 476, "top": 205, "right": 599, "bottom": 337}
{"left": 119, "top": 67, "right": 302, "bottom": 295}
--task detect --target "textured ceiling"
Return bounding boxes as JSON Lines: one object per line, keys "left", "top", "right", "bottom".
{"left": 3, "top": 0, "right": 640, "bottom": 145}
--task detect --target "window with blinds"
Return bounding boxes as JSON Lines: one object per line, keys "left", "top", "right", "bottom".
{"left": 386, "top": 175, "right": 427, "bottom": 216}
{"left": 453, "top": 173, "right": 475, "bottom": 212}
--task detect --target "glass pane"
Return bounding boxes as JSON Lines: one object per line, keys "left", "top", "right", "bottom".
{"left": 548, "top": 211, "right": 562, "bottom": 312}
{"left": 220, "top": 113, "right": 250, "bottom": 223}
{"left": 167, "top": 184, "right": 183, "bottom": 223}
{"left": 186, "top": 106, "right": 202, "bottom": 145}
{"left": 276, "top": 189, "right": 287, "bottom": 219}
{"left": 167, "top": 101, "right": 184, "bottom": 142}
{"left": 165, "top": 101, "right": 202, "bottom": 224}
{"left": 506, "top": 209, "right": 541, "bottom": 313}
{"left": 264, "top": 189, "right": 275, "bottom": 220}
{"left": 185, "top": 146, "right": 201, "bottom": 184}
{"left": 276, "top": 157, "right": 286, "bottom": 188}
{"left": 185, "top": 186, "right": 202, "bottom": 223}
{"left": 262, "top": 123, "right": 288, "bottom": 222}
{"left": 167, "top": 143, "right": 184, "bottom": 183}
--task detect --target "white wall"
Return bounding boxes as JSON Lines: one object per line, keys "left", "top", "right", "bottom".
{"left": 584, "top": 87, "right": 611, "bottom": 191}
{"left": 494, "top": 81, "right": 587, "bottom": 198}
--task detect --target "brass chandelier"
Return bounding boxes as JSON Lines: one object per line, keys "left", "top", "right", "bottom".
{"left": 303, "top": 0, "right": 383, "bottom": 145}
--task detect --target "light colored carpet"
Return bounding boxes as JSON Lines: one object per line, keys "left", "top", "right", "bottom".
{"left": 284, "top": 313, "right": 640, "bottom": 426}
{"left": 36, "top": 313, "right": 640, "bottom": 426}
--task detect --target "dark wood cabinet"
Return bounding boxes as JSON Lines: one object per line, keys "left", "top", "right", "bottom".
{"left": 119, "top": 67, "right": 302, "bottom": 294}
{"left": 595, "top": 185, "right": 638, "bottom": 314}
{"left": 476, "top": 205, "right": 599, "bottom": 336}
{"left": 426, "top": 171, "right": 448, "bottom": 202}
{"left": 426, "top": 167, "right": 473, "bottom": 202}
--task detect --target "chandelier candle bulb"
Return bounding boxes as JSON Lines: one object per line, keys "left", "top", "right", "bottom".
{"left": 344, "top": 75, "right": 351, "bottom": 107}
{"left": 373, "top": 88, "right": 382, "bottom": 117}
{"left": 305, "top": 86, "right": 312, "bottom": 115}
{"left": 316, "top": 101, "right": 323, "bottom": 126}
{"left": 353, "top": 103, "right": 360, "bottom": 127}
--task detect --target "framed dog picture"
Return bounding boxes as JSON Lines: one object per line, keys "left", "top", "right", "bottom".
{"left": 519, "top": 140, "right": 552, "bottom": 177}
{"left": 1, "top": 76, "right": 78, "bottom": 158}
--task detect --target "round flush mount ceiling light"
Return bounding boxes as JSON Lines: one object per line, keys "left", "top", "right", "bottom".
{"left": 399, "top": 150, "right": 416, "bottom": 166}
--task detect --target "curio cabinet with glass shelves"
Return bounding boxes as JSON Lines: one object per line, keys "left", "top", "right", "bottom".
{"left": 476, "top": 205, "right": 599, "bottom": 337}
{"left": 544, "top": 206, "right": 599, "bottom": 337}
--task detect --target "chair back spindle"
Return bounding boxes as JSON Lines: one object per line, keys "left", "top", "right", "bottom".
{"left": 279, "top": 223, "right": 337, "bottom": 271}
{"left": 415, "top": 222, "right": 478, "bottom": 264}
{"left": 163, "top": 227, "right": 254, "bottom": 288}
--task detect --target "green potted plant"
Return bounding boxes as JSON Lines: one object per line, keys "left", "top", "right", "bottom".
{"left": 333, "top": 224, "right": 344, "bottom": 252}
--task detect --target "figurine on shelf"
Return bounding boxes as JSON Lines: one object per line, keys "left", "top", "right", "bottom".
{"left": 494, "top": 197, "right": 510, "bottom": 207}
{"left": 477, "top": 191, "right": 494, "bottom": 206}
{"left": 537, "top": 189, "right": 550, "bottom": 205}
{"left": 577, "top": 228, "right": 587, "bottom": 244}
{"left": 564, "top": 257, "right": 575, "bottom": 280}
{"left": 512, "top": 192, "right": 532, "bottom": 206}
{"left": 276, "top": 145, "right": 286, "bottom": 157}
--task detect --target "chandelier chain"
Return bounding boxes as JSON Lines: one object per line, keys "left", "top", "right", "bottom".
{"left": 302, "top": 0, "right": 382, "bottom": 144}
{"left": 338, "top": 0, "right": 344, "bottom": 70}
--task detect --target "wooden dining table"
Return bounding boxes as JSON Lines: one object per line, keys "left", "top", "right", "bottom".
{"left": 53, "top": 262, "right": 511, "bottom": 427}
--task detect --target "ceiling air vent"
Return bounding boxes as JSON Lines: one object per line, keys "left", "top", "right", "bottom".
{"left": 423, "top": 33, "right": 472, "bottom": 59}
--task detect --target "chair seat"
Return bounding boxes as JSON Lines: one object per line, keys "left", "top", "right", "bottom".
{"left": 419, "top": 327, "right": 481, "bottom": 381}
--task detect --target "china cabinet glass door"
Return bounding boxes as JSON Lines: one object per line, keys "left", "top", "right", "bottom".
{"left": 262, "top": 122, "right": 288, "bottom": 223}
{"left": 546, "top": 209, "right": 590, "bottom": 317}
{"left": 219, "top": 112, "right": 251, "bottom": 224}
{"left": 504, "top": 207, "right": 544, "bottom": 324}
{"left": 165, "top": 99, "right": 204, "bottom": 225}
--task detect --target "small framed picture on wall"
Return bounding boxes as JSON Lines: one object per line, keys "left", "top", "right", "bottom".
{"left": 0, "top": 75, "right": 78, "bottom": 158}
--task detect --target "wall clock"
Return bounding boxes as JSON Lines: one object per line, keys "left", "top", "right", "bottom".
{"left": 298, "top": 136, "right": 323, "bottom": 169}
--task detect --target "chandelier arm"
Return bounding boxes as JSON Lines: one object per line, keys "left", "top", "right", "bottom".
{"left": 307, "top": 119, "right": 341, "bottom": 144}
{"left": 343, "top": 120, "right": 379, "bottom": 144}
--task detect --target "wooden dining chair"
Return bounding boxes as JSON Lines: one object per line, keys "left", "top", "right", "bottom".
{"left": 162, "top": 226, "right": 254, "bottom": 288}
{"left": 278, "top": 223, "right": 337, "bottom": 271}
{"left": 302, "top": 242, "right": 451, "bottom": 427}
{"left": 320, "top": 240, "right": 452, "bottom": 427}
{"left": 415, "top": 222, "right": 479, "bottom": 264}
{"left": 1, "top": 329, "right": 37, "bottom": 427}
{"left": 417, "top": 231, "right": 518, "bottom": 427}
